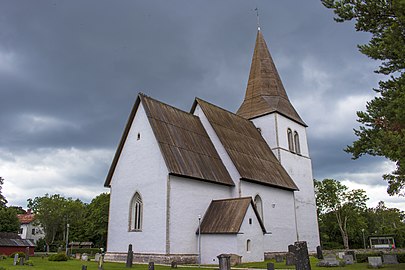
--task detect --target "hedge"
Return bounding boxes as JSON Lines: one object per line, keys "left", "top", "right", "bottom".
{"left": 48, "top": 253, "right": 69, "bottom": 261}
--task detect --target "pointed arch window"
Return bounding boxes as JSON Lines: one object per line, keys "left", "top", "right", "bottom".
{"left": 254, "top": 195, "right": 263, "bottom": 221}
{"left": 287, "top": 128, "right": 294, "bottom": 152}
{"left": 294, "top": 131, "right": 301, "bottom": 155}
{"left": 247, "top": 239, "right": 251, "bottom": 252}
{"left": 129, "top": 192, "right": 143, "bottom": 231}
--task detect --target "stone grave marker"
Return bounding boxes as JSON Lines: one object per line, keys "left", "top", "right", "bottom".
{"left": 345, "top": 250, "right": 356, "bottom": 262}
{"left": 25, "top": 247, "right": 30, "bottom": 261}
{"left": 267, "top": 262, "right": 274, "bottom": 270}
{"left": 148, "top": 262, "right": 155, "bottom": 270}
{"left": 317, "top": 254, "right": 340, "bottom": 267}
{"left": 171, "top": 261, "right": 177, "bottom": 268}
{"left": 368, "top": 257, "right": 382, "bottom": 268}
{"left": 275, "top": 254, "right": 283, "bottom": 263}
{"left": 19, "top": 257, "right": 25, "bottom": 265}
{"left": 81, "top": 253, "right": 88, "bottom": 261}
{"left": 76, "top": 253, "right": 81, "bottom": 260}
{"left": 286, "top": 253, "right": 295, "bottom": 266}
{"left": 338, "top": 252, "right": 345, "bottom": 259}
{"left": 316, "top": 246, "right": 323, "bottom": 260}
{"left": 288, "top": 244, "right": 296, "bottom": 253}
{"left": 383, "top": 254, "right": 398, "bottom": 264}
{"left": 294, "top": 241, "right": 311, "bottom": 270}
{"left": 82, "top": 265, "right": 87, "bottom": 270}
{"left": 126, "top": 244, "right": 133, "bottom": 268}
{"left": 95, "top": 253, "right": 101, "bottom": 262}
{"left": 217, "top": 254, "right": 231, "bottom": 270}
{"left": 13, "top": 254, "right": 18, "bottom": 265}
{"left": 343, "top": 254, "right": 354, "bottom": 265}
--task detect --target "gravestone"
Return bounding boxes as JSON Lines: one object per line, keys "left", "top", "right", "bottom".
{"left": 19, "top": 257, "right": 25, "bottom": 265}
{"left": 171, "top": 261, "right": 177, "bottom": 268}
{"left": 267, "top": 262, "right": 274, "bottom": 270}
{"left": 126, "top": 244, "right": 133, "bottom": 268}
{"left": 25, "top": 247, "right": 30, "bottom": 261}
{"left": 294, "top": 241, "right": 311, "bottom": 270}
{"left": 337, "top": 252, "right": 345, "bottom": 259}
{"left": 148, "top": 262, "right": 155, "bottom": 270}
{"left": 368, "top": 257, "right": 382, "bottom": 268}
{"left": 95, "top": 253, "right": 101, "bottom": 262}
{"left": 275, "top": 254, "right": 283, "bottom": 263}
{"left": 345, "top": 250, "right": 356, "bottom": 262}
{"left": 82, "top": 265, "right": 87, "bottom": 270}
{"left": 383, "top": 254, "right": 398, "bottom": 264}
{"left": 286, "top": 253, "right": 295, "bottom": 266}
{"left": 13, "top": 254, "right": 18, "bottom": 265}
{"left": 98, "top": 254, "right": 104, "bottom": 270}
{"left": 316, "top": 246, "right": 323, "bottom": 260}
{"left": 81, "top": 253, "right": 88, "bottom": 261}
{"left": 317, "top": 254, "right": 340, "bottom": 267}
{"left": 76, "top": 253, "right": 81, "bottom": 260}
{"left": 343, "top": 254, "right": 354, "bottom": 265}
{"left": 217, "top": 254, "right": 231, "bottom": 270}
{"left": 288, "top": 244, "right": 296, "bottom": 253}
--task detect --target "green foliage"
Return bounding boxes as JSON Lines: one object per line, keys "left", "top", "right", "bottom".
{"left": 322, "top": 0, "right": 405, "bottom": 196}
{"left": 83, "top": 193, "right": 110, "bottom": 248}
{"left": 0, "top": 177, "right": 7, "bottom": 208}
{"left": 9, "top": 252, "right": 25, "bottom": 258}
{"left": 0, "top": 207, "right": 20, "bottom": 233}
{"left": 315, "top": 179, "right": 368, "bottom": 249}
{"left": 24, "top": 259, "right": 34, "bottom": 266}
{"left": 27, "top": 194, "right": 86, "bottom": 252}
{"left": 0, "top": 267, "right": 5, "bottom": 270}
{"left": 48, "top": 253, "right": 69, "bottom": 261}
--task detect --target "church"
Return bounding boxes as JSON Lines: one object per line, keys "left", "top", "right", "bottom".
{"left": 104, "top": 29, "right": 320, "bottom": 264}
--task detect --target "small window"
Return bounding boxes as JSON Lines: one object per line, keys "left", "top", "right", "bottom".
{"left": 247, "top": 239, "right": 251, "bottom": 252}
{"left": 129, "top": 192, "right": 143, "bottom": 231}
{"left": 254, "top": 194, "right": 263, "bottom": 221}
{"left": 19, "top": 228, "right": 23, "bottom": 234}
{"left": 294, "top": 131, "right": 301, "bottom": 154}
{"left": 249, "top": 218, "right": 252, "bottom": 225}
{"left": 137, "top": 133, "right": 141, "bottom": 140}
{"left": 287, "top": 128, "right": 294, "bottom": 152}
{"left": 32, "top": 228, "right": 36, "bottom": 235}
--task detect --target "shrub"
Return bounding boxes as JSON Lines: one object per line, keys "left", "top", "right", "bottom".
{"left": 48, "top": 253, "right": 69, "bottom": 261}
{"left": 396, "top": 253, "right": 405, "bottom": 263}
{"left": 0, "top": 266, "right": 6, "bottom": 270}
{"left": 9, "top": 252, "right": 25, "bottom": 258}
{"left": 24, "top": 259, "right": 34, "bottom": 266}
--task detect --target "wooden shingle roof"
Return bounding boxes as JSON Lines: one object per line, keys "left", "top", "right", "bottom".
{"left": 198, "top": 197, "right": 266, "bottom": 234}
{"left": 0, "top": 233, "right": 35, "bottom": 247}
{"left": 237, "top": 30, "right": 306, "bottom": 126}
{"left": 104, "top": 94, "right": 234, "bottom": 187}
{"left": 193, "top": 98, "right": 298, "bottom": 191}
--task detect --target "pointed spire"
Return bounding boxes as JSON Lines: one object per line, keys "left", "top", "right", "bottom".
{"left": 237, "top": 30, "right": 306, "bottom": 126}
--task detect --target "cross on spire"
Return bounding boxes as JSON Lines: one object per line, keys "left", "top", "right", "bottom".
{"left": 255, "top": 7, "right": 261, "bottom": 31}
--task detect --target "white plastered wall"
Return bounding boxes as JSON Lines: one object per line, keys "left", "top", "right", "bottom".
{"left": 200, "top": 235, "right": 237, "bottom": 265}
{"left": 252, "top": 113, "right": 320, "bottom": 252}
{"left": 107, "top": 102, "right": 169, "bottom": 253}
{"left": 241, "top": 181, "right": 297, "bottom": 252}
{"left": 169, "top": 175, "right": 232, "bottom": 255}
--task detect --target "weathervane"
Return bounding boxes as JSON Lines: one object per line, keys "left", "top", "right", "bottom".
{"left": 255, "top": 7, "right": 261, "bottom": 31}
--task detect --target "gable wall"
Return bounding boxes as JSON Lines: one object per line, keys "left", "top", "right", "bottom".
{"left": 169, "top": 175, "right": 232, "bottom": 255}
{"left": 107, "top": 102, "right": 168, "bottom": 254}
{"left": 193, "top": 104, "right": 240, "bottom": 196}
{"left": 237, "top": 204, "right": 265, "bottom": 262}
{"left": 240, "top": 181, "right": 297, "bottom": 252}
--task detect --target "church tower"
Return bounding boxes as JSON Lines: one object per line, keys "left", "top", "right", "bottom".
{"left": 237, "top": 29, "right": 320, "bottom": 251}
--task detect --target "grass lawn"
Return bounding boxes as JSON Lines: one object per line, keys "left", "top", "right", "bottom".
{"left": 0, "top": 256, "right": 404, "bottom": 270}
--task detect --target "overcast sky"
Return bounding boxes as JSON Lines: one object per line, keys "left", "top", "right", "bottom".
{"left": 1, "top": 0, "right": 403, "bottom": 211}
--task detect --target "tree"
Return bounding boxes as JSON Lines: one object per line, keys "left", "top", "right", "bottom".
{"left": 315, "top": 179, "right": 368, "bottom": 249}
{"left": 0, "top": 207, "right": 20, "bottom": 233}
{"left": 0, "top": 177, "right": 8, "bottom": 208}
{"left": 84, "top": 193, "right": 110, "bottom": 248}
{"left": 321, "top": 0, "right": 405, "bottom": 195}
{"left": 27, "top": 194, "right": 86, "bottom": 252}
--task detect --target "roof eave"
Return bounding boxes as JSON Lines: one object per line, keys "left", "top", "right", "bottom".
{"left": 240, "top": 177, "right": 299, "bottom": 191}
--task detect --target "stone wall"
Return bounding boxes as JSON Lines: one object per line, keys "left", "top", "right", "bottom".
{"left": 104, "top": 252, "right": 198, "bottom": 264}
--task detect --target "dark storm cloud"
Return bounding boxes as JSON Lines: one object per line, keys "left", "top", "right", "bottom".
{"left": 0, "top": 0, "right": 398, "bottom": 207}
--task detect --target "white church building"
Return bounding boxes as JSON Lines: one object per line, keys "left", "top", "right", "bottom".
{"left": 104, "top": 29, "right": 320, "bottom": 264}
